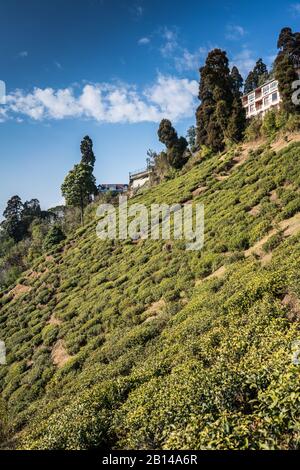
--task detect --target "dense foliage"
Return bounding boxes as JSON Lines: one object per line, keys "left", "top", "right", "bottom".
{"left": 244, "top": 58, "right": 269, "bottom": 94}
{"left": 61, "top": 136, "right": 97, "bottom": 224}
{"left": 158, "top": 119, "right": 189, "bottom": 169}
{"left": 196, "top": 49, "right": 246, "bottom": 152}
{"left": 275, "top": 27, "right": 300, "bottom": 114}
{"left": 1, "top": 134, "right": 300, "bottom": 449}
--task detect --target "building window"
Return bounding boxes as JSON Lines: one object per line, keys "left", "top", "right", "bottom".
{"left": 264, "top": 96, "right": 270, "bottom": 106}
{"left": 272, "top": 92, "right": 278, "bottom": 102}
{"left": 249, "top": 104, "right": 255, "bottom": 113}
{"left": 248, "top": 93, "right": 255, "bottom": 103}
{"left": 262, "top": 85, "right": 270, "bottom": 96}
{"left": 270, "top": 81, "right": 277, "bottom": 91}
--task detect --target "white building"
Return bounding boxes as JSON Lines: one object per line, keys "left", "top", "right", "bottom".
{"left": 129, "top": 168, "right": 150, "bottom": 189}
{"left": 242, "top": 78, "right": 281, "bottom": 119}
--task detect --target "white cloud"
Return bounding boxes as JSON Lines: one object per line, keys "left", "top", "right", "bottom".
{"left": 160, "top": 27, "right": 179, "bottom": 57}
{"left": 290, "top": 3, "right": 300, "bottom": 15}
{"left": 145, "top": 75, "right": 198, "bottom": 120}
{"left": 130, "top": 4, "right": 144, "bottom": 19}
{"left": 159, "top": 27, "right": 207, "bottom": 72}
{"left": 231, "top": 47, "right": 256, "bottom": 77}
{"left": 138, "top": 37, "right": 150, "bottom": 45}
{"left": 18, "top": 51, "right": 28, "bottom": 58}
{"left": 1, "top": 75, "right": 198, "bottom": 124}
{"left": 135, "top": 5, "right": 143, "bottom": 16}
{"left": 175, "top": 47, "right": 208, "bottom": 72}
{"left": 226, "top": 25, "right": 246, "bottom": 41}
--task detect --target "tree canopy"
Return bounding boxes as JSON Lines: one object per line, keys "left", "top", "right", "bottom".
{"left": 158, "top": 119, "right": 188, "bottom": 169}
{"left": 196, "top": 49, "right": 245, "bottom": 151}
{"left": 275, "top": 27, "right": 300, "bottom": 114}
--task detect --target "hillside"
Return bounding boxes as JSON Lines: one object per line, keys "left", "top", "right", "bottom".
{"left": 1, "top": 135, "right": 300, "bottom": 450}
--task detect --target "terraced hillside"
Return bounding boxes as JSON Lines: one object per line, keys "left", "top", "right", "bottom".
{"left": 1, "top": 136, "right": 300, "bottom": 449}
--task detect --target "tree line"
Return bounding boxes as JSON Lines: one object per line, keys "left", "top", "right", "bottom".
{"left": 1, "top": 26, "right": 299, "bottom": 288}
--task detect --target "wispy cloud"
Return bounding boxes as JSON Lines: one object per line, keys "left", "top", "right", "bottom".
{"left": 54, "top": 61, "right": 62, "bottom": 69}
{"left": 159, "top": 27, "right": 207, "bottom": 72}
{"left": 290, "top": 3, "right": 300, "bottom": 15}
{"left": 160, "top": 27, "right": 179, "bottom": 57}
{"left": 1, "top": 75, "right": 198, "bottom": 124}
{"left": 225, "top": 24, "right": 246, "bottom": 41}
{"left": 231, "top": 47, "right": 256, "bottom": 77}
{"left": 138, "top": 37, "right": 150, "bottom": 45}
{"left": 174, "top": 47, "right": 208, "bottom": 72}
{"left": 130, "top": 3, "right": 144, "bottom": 20}
{"left": 18, "top": 51, "right": 28, "bottom": 58}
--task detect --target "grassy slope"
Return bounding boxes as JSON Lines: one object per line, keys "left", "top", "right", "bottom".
{"left": 1, "top": 138, "right": 300, "bottom": 449}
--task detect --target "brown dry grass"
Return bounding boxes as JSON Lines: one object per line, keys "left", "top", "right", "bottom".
{"left": 51, "top": 340, "right": 71, "bottom": 368}
{"left": 282, "top": 293, "right": 300, "bottom": 322}
{"left": 8, "top": 284, "right": 31, "bottom": 300}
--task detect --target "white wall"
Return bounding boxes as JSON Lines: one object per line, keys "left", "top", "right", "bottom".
{"left": 131, "top": 176, "right": 149, "bottom": 189}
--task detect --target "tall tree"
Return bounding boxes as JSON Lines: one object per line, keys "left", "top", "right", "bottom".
{"left": 227, "top": 97, "right": 246, "bottom": 143}
{"left": 1, "top": 196, "right": 25, "bottom": 242}
{"left": 22, "top": 199, "right": 41, "bottom": 218}
{"left": 186, "top": 125, "right": 197, "bottom": 153}
{"left": 244, "top": 59, "right": 268, "bottom": 93}
{"left": 157, "top": 119, "right": 178, "bottom": 148}
{"left": 61, "top": 163, "right": 97, "bottom": 225}
{"left": 244, "top": 71, "right": 257, "bottom": 94}
{"left": 168, "top": 137, "right": 188, "bottom": 169}
{"left": 158, "top": 119, "right": 188, "bottom": 169}
{"left": 196, "top": 49, "right": 245, "bottom": 151}
{"left": 80, "top": 135, "right": 96, "bottom": 168}
{"left": 230, "top": 66, "right": 244, "bottom": 95}
{"left": 253, "top": 58, "right": 269, "bottom": 86}
{"left": 275, "top": 27, "right": 300, "bottom": 114}
{"left": 21, "top": 198, "right": 42, "bottom": 235}
{"left": 227, "top": 66, "right": 246, "bottom": 142}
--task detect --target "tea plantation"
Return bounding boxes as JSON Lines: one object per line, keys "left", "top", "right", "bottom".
{"left": 1, "top": 137, "right": 300, "bottom": 449}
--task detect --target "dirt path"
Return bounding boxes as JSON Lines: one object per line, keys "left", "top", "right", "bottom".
{"left": 245, "top": 212, "right": 300, "bottom": 261}
{"left": 195, "top": 265, "right": 226, "bottom": 286}
{"left": 51, "top": 340, "right": 71, "bottom": 368}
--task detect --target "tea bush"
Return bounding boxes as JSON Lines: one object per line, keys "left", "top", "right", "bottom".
{"left": 1, "top": 140, "right": 300, "bottom": 449}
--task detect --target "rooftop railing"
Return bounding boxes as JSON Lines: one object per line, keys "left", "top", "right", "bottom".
{"left": 129, "top": 167, "right": 149, "bottom": 178}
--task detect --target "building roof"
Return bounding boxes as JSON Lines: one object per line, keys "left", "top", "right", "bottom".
{"left": 242, "top": 77, "right": 277, "bottom": 98}
{"left": 129, "top": 167, "right": 150, "bottom": 179}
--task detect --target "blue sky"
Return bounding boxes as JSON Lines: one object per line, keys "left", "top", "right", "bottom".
{"left": 0, "top": 0, "right": 300, "bottom": 216}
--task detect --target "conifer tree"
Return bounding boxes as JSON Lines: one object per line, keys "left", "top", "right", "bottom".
{"left": 196, "top": 50, "right": 245, "bottom": 151}
{"left": 244, "top": 59, "right": 268, "bottom": 93}
{"left": 253, "top": 59, "right": 269, "bottom": 86}
{"left": 1, "top": 196, "right": 25, "bottom": 242}
{"left": 275, "top": 27, "right": 300, "bottom": 114}
{"left": 186, "top": 125, "right": 197, "bottom": 152}
{"left": 227, "top": 66, "right": 246, "bottom": 142}
{"left": 157, "top": 119, "right": 188, "bottom": 169}
{"left": 244, "top": 71, "right": 257, "bottom": 94}
{"left": 158, "top": 119, "right": 178, "bottom": 148}
{"left": 62, "top": 136, "right": 97, "bottom": 225}
{"left": 80, "top": 135, "right": 96, "bottom": 168}
{"left": 61, "top": 163, "right": 97, "bottom": 225}
{"left": 230, "top": 66, "right": 244, "bottom": 95}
